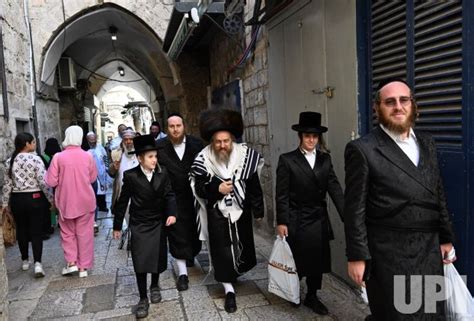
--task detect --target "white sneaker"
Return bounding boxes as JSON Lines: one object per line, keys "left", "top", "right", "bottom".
{"left": 62, "top": 264, "right": 79, "bottom": 275}
{"left": 34, "top": 262, "right": 45, "bottom": 278}
{"left": 79, "top": 270, "right": 88, "bottom": 278}
{"left": 22, "top": 260, "right": 30, "bottom": 271}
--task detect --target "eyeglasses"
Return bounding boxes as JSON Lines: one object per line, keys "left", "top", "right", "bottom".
{"left": 381, "top": 96, "right": 413, "bottom": 108}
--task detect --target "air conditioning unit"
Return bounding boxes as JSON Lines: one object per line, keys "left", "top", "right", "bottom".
{"left": 57, "top": 57, "right": 76, "bottom": 89}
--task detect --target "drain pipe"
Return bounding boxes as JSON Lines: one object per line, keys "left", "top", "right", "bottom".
{"left": 23, "top": 0, "right": 41, "bottom": 153}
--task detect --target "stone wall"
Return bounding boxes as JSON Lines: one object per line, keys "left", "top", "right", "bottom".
{"left": 0, "top": 223, "right": 8, "bottom": 321}
{"left": 208, "top": 13, "right": 274, "bottom": 234}
{"left": 174, "top": 50, "right": 210, "bottom": 136}
{"left": 0, "top": 0, "right": 33, "bottom": 318}
{"left": 29, "top": 0, "right": 173, "bottom": 66}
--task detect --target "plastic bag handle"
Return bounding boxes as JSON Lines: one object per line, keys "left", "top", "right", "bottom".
{"left": 276, "top": 235, "right": 286, "bottom": 242}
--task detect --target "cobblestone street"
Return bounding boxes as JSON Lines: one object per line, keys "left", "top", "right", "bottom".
{"left": 5, "top": 210, "right": 369, "bottom": 320}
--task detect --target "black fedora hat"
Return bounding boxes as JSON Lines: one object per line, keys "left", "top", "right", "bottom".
{"left": 128, "top": 134, "right": 158, "bottom": 155}
{"left": 291, "top": 112, "right": 328, "bottom": 133}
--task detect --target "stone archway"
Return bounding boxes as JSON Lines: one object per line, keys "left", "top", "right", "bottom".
{"left": 33, "top": 2, "right": 186, "bottom": 144}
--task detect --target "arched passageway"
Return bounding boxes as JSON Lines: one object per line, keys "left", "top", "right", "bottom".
{"left": 36, "top": 3, "right": 184, "bottom": 141}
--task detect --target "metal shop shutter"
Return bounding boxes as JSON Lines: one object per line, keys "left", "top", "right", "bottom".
{"left": 370, "top": 1, "right": 463, "bottom": 148}
{"left": 371, "top": 2, "right": 407, "bottom": 88}
{"left": 414, "top": 2, "right": 463, "bottom": 147}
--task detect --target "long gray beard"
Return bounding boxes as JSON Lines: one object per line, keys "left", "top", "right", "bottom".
{"left": 123, "top": 145, "right": 134, "bottom": 157}
{"left": 217, "top": 151, "right": 230, "bottom": 165}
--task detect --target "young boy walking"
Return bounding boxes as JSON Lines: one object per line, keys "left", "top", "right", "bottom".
{"left": 112, "top": 135, "right": 177, "bottom": 319}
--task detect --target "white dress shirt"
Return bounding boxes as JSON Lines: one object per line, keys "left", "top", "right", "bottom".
{"left": 140, "top": 165, "right": 153, "bottom": 182}
{"left": 173, "top": 137, "right": 186, "bottom": 161}
{"left": 380, "top": 124, "right": 420, "bottom": 166}
{"left": 300, "top": 147, "right": 316, "bottom": 169}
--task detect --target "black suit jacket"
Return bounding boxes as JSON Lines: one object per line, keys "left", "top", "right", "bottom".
{"left": 156, "top": 135, "right": 204, "bottom": 258}
{"left": 275, "top": 149, "right": 344, "bottom": 276}
{"left": 344, "top": 126, "right": 454, "bottom": 262}
{"left": 156, "top": 135, "right": 203, "bottom": 199}
{"left": 112, "top": 165, "right": 177, "bottom": 231}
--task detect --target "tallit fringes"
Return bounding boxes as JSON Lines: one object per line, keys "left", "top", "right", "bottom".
{"left": 228, "top": 217, "right": 244, "bottom": 276}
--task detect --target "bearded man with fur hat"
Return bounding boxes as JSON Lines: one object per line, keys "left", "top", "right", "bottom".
{"left": 190, "top": 109, "right": 264, "bottom": 313}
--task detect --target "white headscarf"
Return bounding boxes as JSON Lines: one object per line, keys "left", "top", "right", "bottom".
{"left": 63, "top": 125, "right": 83, "bottom": 147}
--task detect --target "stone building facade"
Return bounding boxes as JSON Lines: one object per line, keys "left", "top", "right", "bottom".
{"left": 0, "top": 1, "right": 33, "bottom": 316}
{"left": 1, "top": 1, "right": 361, "bottom": 314}
{"left": 206, "top": 0, "right": 359, "bottom": 280}
{"left": 207, "top": 4, "right": 273, "bottom": 234}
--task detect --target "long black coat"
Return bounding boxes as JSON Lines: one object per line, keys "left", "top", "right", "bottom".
{"left": 113, "top": 165, "right": 177, "bottom": 274}
{"left": 194, "top": 171, "right": 264, "bottom": 283}
{"left": 344, "top": 127, "right": 454, "bottom": 320}
{"left": 156, "top": 135, "right": 203, "bottom": 259}
{"left": 276, "top": 149, "right": 344, "bottom": 278}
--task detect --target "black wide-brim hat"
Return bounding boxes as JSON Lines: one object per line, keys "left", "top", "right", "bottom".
{"left": 199, "top": 109, "right": 244, "bottom": 142}
{"left": 128, "top": 134, "right": 159, "bottom": 155}
{"left": 291, "top": 111, "right": 328, "bottom": 133}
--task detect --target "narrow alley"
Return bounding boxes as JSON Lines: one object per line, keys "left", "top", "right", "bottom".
{"left": 5, "top": 210, "right": 369, "bottom": 320}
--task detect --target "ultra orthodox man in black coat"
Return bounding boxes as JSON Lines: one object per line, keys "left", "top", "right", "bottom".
{"left": 344, "top": 78, "right": 455, "bottom": 320}
{"left": 276, "top": 112, "right": 344, "bottom": 315}
{"left": 189, "top": 110, "right": 265, "bottom": 314}
{"left": 156, "top": 134, "right": 203, "bottom": 261}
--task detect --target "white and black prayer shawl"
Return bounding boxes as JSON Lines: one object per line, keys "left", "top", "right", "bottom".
{"left": 190, "top": 142, "right": 264, "bottom": 273}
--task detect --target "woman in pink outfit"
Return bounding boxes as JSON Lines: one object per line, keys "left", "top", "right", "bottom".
{"left": 46, "top": 126, "right": 97, "bottom": 277}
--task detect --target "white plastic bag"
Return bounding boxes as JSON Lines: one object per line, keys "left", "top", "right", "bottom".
{"left": 361, "top": 286, "right": 369, "bottom": 304}
{"left": 444, "top": 248, "right": 474, "bottom": 320}
{"left": 267, "top": 236, "right": 300, "bottom": 304}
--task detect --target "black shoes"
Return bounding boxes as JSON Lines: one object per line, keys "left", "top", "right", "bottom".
{"left": 224, "top": 292, "right": 237, "bottom": 313}
{"left": 304, "top": 294, "right": 328, "bottom": 315}
{"left": 150, "top": 286, "right": 162, "bottom": 304}
{"left": 135, "top": 298, "right": 149, "bottom": 319}
{"left": 186, "top": 258, "right": 195, "bottom": 267}
{"left": 176, "top": 274, "right": 189, "bottom": 291}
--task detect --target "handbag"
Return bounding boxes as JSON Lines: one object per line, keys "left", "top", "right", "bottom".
{"left": 444, "top": 248, "right": 474, "bottom": 320}
{"left": 267, "top": 236, "right": 300, "bottom": 304}
{"left": 2, "top": 207, "right": 16, "bottom": 247}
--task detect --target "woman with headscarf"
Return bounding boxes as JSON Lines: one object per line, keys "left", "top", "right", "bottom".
{"left": 1, "top": 133, "right": 54, "bottom": 277}
{"left": 45, "top": 126, "right": 97, "bottom": 277}
{"left": 39, "top": 137, "right": 62, "bottom": 238}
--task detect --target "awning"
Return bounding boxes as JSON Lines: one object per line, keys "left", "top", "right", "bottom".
{"left": 163, "top": 1, "right": 225, "bottom": 57}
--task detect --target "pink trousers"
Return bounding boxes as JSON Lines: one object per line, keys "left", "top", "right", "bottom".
{"left": 60, "top": 212, "right": 95, "bottom": 269}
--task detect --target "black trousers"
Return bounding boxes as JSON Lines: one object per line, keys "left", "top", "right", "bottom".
{"left": 300, "top": 274, "right": 323, "bottom": 296}
{"left": 43, "top": 208, "right": 52, "bottom": 235}
{"left": 10, "top": 192, "right": 48, "bottom": 262}
{"left": 96, "top": 194, "right": 107, "bottom": 211}
{"left": 135, "top": 273, "right": 159, "bottom": 299}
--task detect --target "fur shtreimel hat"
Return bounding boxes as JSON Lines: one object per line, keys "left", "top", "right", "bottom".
{"left": 199, "top": 109, "right": 244, "bottom": 141}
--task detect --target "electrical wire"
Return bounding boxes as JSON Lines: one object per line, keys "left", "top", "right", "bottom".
{"left": 227, "top": 24, "right": 261, "bottom": 74}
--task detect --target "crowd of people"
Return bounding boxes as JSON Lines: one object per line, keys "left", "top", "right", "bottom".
{"left": 0, "top": 78, "right": 457, "bottom": 320}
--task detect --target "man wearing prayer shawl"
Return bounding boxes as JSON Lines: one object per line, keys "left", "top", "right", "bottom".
{"left": 190, "top": 109, "right": 264, "bottom": 314}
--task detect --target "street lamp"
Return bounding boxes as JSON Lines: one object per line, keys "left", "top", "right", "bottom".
{"left": 109, "top": 26, "right": 118, "bottom": 41}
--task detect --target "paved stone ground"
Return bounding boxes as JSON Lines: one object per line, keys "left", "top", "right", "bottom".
{"left": 5, "top": 210, "right": 370, "bottom": 320}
